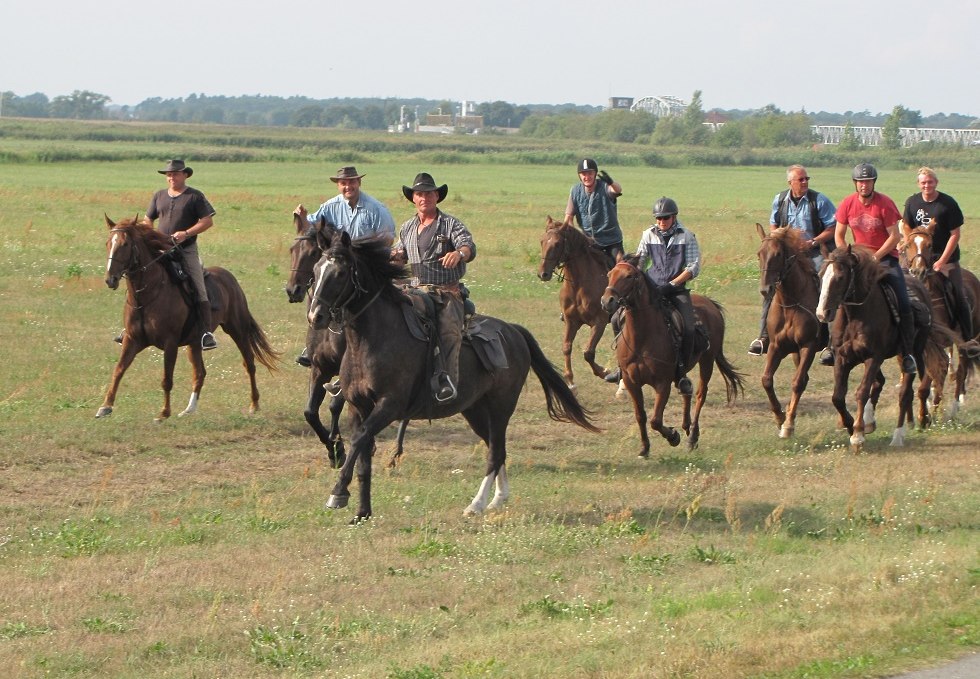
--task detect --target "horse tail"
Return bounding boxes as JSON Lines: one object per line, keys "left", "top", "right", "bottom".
{"left": 243, "top": 311, "right": 282, "bottom": 372}
{"left": 707, "top": 300, "right": 745, "bottom": 404}
{"left": 925, "top": 320, "right": 980, "bottom": 373}
{"left": 514, "top": 324, "right": 601, "bottom": 433}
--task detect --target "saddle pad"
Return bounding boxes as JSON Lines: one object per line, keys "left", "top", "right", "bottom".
{"left": 399, "top": 291, "right": 435, "bottom": 343}
{"left": 464, "top": 318, "right": 509, "bottom": 372}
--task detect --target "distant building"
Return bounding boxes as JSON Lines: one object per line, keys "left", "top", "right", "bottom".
{"left": 608, "top": 97, "right": 634, "bottom": 110}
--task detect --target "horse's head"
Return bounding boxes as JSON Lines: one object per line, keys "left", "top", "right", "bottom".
{"left": 538, "top": 216, "right": 567, "bottom": 282}
{"left": 757, "top": 225, "right": 807, "bottom": 294}
{"left": 601, "top": 255, "right": 646, "bottom": 314}
{"left": 816, "top": 245, "right": 880, "bottom": 323}
{"left": 307, "top": 231, "right": 408, "bottom": 327}
{"left": 287, "top": 213, "right": 337, "bottom": 303}
{"left": 104, "top": 214, "right": 141, "bottom": 290}
{"left": 899, "top": 223, "right": 935, "bottom": 279}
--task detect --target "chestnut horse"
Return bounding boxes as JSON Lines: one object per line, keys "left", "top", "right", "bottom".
{"left": 307, "top": 232, "right": 599, "bottom": 521}
{"left": 755, "top": 225, "right": 822, "bottom": 438}
{"left": 815, "top": 245, "right": 948, "bottom": 450}
{"left": 600, "top": 256, "right": 744, "bottom": 456}
{"left": 900, "top": 223, "right": 980, "bottom": 418}
{"left": 287, "top": 213, "right": 410, "bottom": 467}
{"left": 100, "top": 215, "right": 279, "bottom": 421}
{"left": 538, "top": 217, "right": 613, "bottom": 389}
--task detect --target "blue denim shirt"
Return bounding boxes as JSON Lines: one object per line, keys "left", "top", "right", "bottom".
{"left": 307, "top": 191, "right": 395, "bottom": 243}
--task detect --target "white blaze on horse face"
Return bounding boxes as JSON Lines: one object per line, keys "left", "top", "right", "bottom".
{"left": 816, "top": 262, "right": 836, "bottom": 321}
{"left": 911, "top": 234, "right": 928, "bottom": 274}
{"left": 309, "top": 256, "right": 335, "bottom": 307}
{"left": 107, "top": 232, "right": 123, "bottom": 274}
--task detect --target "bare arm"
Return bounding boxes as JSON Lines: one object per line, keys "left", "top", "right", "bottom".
{"left": 935, "top": 227, "right": 961, "bottom": 270}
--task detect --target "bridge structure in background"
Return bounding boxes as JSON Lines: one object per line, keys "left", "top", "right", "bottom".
{"left": 631, "top": 95, "right": 688, "bottom": 118}
{"left": 811, "top": 125, "right": 980, "bottom": 147}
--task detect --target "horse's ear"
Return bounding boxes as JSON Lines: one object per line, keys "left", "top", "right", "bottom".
{"left": 105, "top": 214, "right": 115, "bottom": 229}
{"left": 293, "top": 211, "right": 305, "bottom": 234}
{"left": 340, "top": 231, "right": 352, "bottom": 248}
{"left": 900, "top": 220, "right": 913, "bottom": 239}
{"left": 615, "top": 251, "right": 624, "bottom": 263}
{"left": 756, "top": 223, "right": 767, "bottom": 241}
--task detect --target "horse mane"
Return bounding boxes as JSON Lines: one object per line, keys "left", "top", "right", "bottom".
{"left": 329, "top": 234, "right": 409, "bottom": 295}
{"left": 770, "top": 227, "right": 817, "bottom": 277}
{"left": 830, "top": 244, "right": 887, "bottom": 284}
{"left": 114, "top": 216, "right": 174, "bottom": 252}
{"left": 559, "top": 223, "right": 610, "bottom": 268}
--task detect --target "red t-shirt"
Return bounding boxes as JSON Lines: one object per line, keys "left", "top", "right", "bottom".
{"left": 835, "top": 192, "right": 902, "bottom": 257}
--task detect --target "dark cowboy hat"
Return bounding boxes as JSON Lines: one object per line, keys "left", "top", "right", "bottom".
{"left": 158, "top": 159, "right": 193, "bottom": 177}
{"left": 329, "top": 166, "right": 365, "bottom": 182}
{"left": 402, "top": 172, "right": 448, "bottom": 203}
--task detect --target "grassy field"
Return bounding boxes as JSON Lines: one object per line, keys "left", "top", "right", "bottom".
{"left": 0, "top": 125, "right": 977, "bottom": 678}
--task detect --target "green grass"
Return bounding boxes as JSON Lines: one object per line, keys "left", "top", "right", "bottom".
{"left": 0, "top": 123, "right": 977, "bottom": 678}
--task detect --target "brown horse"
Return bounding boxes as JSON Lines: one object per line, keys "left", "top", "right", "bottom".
{"left": 755, "top": 225, "right": 822, "bottom": 438}
{"left": 900, "top": 223, "right": 980, "bottom": 418}
{"left": 307, "top": 232, "right": 600, "bottom": 521}
{"left": 538, "top": 216, "right": 613, "bottom": 389}
{"left": 815, "top": 245, "right": 948, "bottom": 450}
{"left": 100, "top": 215, "right": 279, "bottom": 421}
{"left": 287, "top": 213, "right": 409, "bottom": 467}
{"left": 600, "top": 256, "right": 744, "bottom": 456}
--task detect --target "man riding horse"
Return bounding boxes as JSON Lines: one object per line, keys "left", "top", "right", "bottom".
{"left": 392, "top": 172, "right": 476, "bottom": 403}
{"left": 605, "top": 196, "right": 701, "bottom": 396}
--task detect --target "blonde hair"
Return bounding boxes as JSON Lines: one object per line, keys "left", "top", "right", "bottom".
{"left": 917, "top": 166, "right": 938, "bottom": 181}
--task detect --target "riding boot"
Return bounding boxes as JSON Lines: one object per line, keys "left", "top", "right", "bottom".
{"left": 434, "top": 293, "right": 464, "bottom": 402}
{"left": 818, "top": 322, "right": 834, "bottom": 366}
{"left": 956, "top": 294, "right": 975, "bottom": 339}
{"left": 748, "top": 291, "right": 773, "bottom": 355}
{"left": 197, "top": 300, "right": 218, "bottom": 351}
{"left": 898, "top": 311, "right": 917, "bottom": 375}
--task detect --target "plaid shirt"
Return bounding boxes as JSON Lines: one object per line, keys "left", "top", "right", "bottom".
{"left": 398, "top": 210, "right": 476, "bottom": 286}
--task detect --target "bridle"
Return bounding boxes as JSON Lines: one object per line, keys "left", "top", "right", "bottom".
{"left": 604, "top": 261, "right": 644, "bottom": 310}
{"left": 540, "top": 227, "right": 571, "bottom": 281}
{"left": 310, "top": 251, "right": 381, "bottom": 329}
{"left": 290, "top": 226, "right": 323, "bottom": 298}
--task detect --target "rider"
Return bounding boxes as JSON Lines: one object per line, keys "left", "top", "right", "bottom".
{"left": 563, "top": 158, "right": 625, "bottom": 267}
{"left": 748, "top": 164, "right": 837, "bottom": 364}
{"left": 143, "top": 159, "right": 218, "bottom": 350}
{"left": 901, "top": 166, "right": 974, "bottom": 340}
{"left": 393, "top": 172, "right": 476, "bottom": 403}
{"left": 605, "top": 197, "right": 700, "bottom": 396}
{"left": 293, "top": 165, "right": 396, "bottom": 366}
{"left": 835, "top": 163, "right": 918, "bottom": 375}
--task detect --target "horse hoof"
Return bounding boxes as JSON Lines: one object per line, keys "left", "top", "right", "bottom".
{"left": 326, "top": 494, "right": 349, "bottom": 510}
{"left": 615, "top": 381, "right": 627, "bottom": 400}
{"left": 95, "top": 407, "right": 112, "bottom": 419}
{"left": 463, "top": 504, "right": 484, "bottom": 517}
{"left": 667, "top": 430, "right": 681, "bottom": 447}
{"left": 778, "top": 425, "right": 794, "bottom": 439}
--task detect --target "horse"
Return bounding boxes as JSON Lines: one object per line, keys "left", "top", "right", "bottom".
{"left": 538, "top": 216, "right": 613, "bottom": 389}
{"left": 600, "top": 256, "right": 744, "bottom": 456}
{"left": 100, "top": 215, "right": 279, "bottom": 421}
{"left": 815, "top": 245, "right": 948, "bottom": 450}
{"left": 900, "top": 223, "right": 980, "bottom": 418}
{"left": 755, "top": 225, "right": 823, "bottom": 438}
{"left": 286, "top": 213, "right": 409, "bottom": 468}
{"left": 306, "top": 232, "right": 600, "bottom": 521}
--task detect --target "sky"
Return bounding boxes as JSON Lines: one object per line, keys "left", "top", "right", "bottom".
{"left": 3, "top": 0, "right": 979, "bottom": 118}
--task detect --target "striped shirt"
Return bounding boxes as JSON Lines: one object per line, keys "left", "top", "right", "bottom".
{"left": 398, "top": 210, "right": 476, "bottom": 286}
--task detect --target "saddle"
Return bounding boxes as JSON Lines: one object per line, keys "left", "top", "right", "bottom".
{"left": 880, "top": 281, "right": 930, "bottom": 328}
{"left": 659, "top": 297, "right": 710, "bottom": 361}
{"left": 398, "top": 289, "right": 506, "bottom": 374}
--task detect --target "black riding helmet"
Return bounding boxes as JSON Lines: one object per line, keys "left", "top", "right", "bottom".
{"left": 653, "top": 196, "right": 679, "bottom": 218}
{"left": 852, "top": 163, "right": 877, "bottom": 181}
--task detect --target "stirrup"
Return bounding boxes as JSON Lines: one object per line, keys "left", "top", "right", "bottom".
{"left": 325, "top": 379, "right": 342, "bottom": 397}
{"left": 201, "top": 332, "right": 218, "bottom": 350}
{"left": 747, "top": 338, "right": 767, "bottom": 356}
{"left": 677, "top": 376, "right": 693, "bottom": 396}
{"left": 901, "top": 355, "right": 917, "bottom": 375}
{"left": 435, "top": 374, "right": 457, "bottom": 402}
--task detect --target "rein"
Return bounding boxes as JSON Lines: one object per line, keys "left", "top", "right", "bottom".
{"left": 762, "top": 237, "right": 819, "bottom": 320}
{"left": 313, "top": 256, "right": 383, "bottom": 330}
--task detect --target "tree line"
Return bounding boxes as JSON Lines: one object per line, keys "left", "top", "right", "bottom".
{"left": 2, "top": 89, "right": 976, "bottom": 150}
